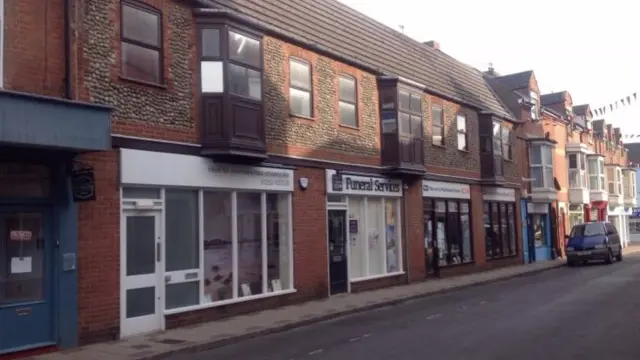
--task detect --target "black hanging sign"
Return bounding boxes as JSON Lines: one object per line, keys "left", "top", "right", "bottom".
{"left": 71, "top": 168, "right": 96, "bottom": 202}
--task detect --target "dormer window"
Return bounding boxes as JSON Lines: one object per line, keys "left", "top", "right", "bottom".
{"left": 529, "top": 91, "right": 538, "bottom": 120}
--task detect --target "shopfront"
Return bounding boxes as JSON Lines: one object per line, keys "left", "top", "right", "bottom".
{"left": 482, "top": 187, "right": 518, "bottom": 260}
{"left": 422, "top": 180, "right": 473, "bottom": 275}
{"left": 119, "top": 149, "right": 295, "bottom": 338}
{"left": 325, "top": 170, "right": 403, "bottom": 295}
{"left": 629, "top": 207, "right": 640, "bottom": 243}
{"left": 0, "top": 90, "right": 111, "bottom": 355}
{"left": 608, "top": 205, "right": 630, "bottom": 247}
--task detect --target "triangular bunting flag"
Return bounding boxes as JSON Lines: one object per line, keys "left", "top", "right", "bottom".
{"left": 610, "top": 104, "right": 614, "bottom": 111}
{"left": 627, "top": 95, "right": 631, "bottom": 104}
{"left": 621, "top": 98, "right": 625, "bottom": 106}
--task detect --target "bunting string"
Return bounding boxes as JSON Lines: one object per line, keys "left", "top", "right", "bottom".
{"left": 592, "top": 91, "right": 638, "bottom": 117}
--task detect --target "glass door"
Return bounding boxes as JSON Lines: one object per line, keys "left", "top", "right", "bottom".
{"left": 121, "top": 211, "right": 162, "bottom": 338}
{"left": 0, "top": 211, "right": 54, "bottom": 354}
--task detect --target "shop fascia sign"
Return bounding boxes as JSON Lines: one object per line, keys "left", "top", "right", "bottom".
{"left": 326, "top": 170, "right": 402, "bottom": 197}
{"left": 483, "top": 187, "right": 516, "bottom": 202}
{"left": 422, "top": 180, "right": 470, "bottom": 199}
{"left": 120, "top": 149, "right": 294, "bottom": 192}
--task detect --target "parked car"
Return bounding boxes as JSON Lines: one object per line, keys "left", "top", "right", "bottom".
{"left": 565, "top": 222, "right": 622, "bottom": 266}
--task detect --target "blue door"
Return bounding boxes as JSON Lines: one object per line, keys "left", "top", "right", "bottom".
{"left": 0, "top": 209, "right": 55, "bottom": 354}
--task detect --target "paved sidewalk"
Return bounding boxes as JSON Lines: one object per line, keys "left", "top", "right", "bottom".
{"left": 29, "top": 253, "right": 631, "bottom": 360}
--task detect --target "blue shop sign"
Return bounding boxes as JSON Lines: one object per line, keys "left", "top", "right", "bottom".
{"left": 632, "top": 207, "right": 640, "bottom": 218}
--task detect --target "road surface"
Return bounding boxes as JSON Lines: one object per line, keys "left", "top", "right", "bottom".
{"left": 169, "top": 254, "right": 640, "bottom": 360}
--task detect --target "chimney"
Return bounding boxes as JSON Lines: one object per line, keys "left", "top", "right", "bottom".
{"left": 423, "top": 40, "right": 440, "bottom": 50}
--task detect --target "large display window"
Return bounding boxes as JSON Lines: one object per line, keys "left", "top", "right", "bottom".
{"left": 482, "top": 187, "right": 518, "bottom": 260}
{"left": 423, "top": 198, "right": 473, "bottom": 266}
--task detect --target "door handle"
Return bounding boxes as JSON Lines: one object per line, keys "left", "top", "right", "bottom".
{"left": 156, "top": 243, "right": 161, "bottom": 263}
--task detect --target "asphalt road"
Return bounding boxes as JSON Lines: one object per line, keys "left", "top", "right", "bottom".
{"left": 170, "top": 254, "right": 640, "bottom": 360}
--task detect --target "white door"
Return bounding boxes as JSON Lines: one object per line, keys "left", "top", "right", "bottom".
{"left": 121, "top": 210, "right": 163, "bottom": 337}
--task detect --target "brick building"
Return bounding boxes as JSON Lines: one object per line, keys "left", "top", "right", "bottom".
{"left": 1, "top": 0, "right": 528, "bottom": 356}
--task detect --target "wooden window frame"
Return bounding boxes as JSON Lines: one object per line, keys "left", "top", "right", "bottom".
{"left": 456, "top": 113, "right": 467, "bottom": 151}
{"left": 120, "top": 0, "right": 163, "bottom": 85}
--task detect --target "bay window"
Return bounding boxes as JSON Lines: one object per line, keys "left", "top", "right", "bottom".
{"left": 607, "top": 167, "right": 623, "bottom": 195}
{"left": 587, "top": 156, "right": 605, "bottom": 191}
{"left": 493, "top": 121, "right": 503, "bottom": 176}
{"left": 530, "top": 144, "right": 553, "bottom": 188}
{"left": 568, "top": 153, "right": 586, "bottom": 188}
{"left": 198, "top": 23, "right": 265, "bottom": 158}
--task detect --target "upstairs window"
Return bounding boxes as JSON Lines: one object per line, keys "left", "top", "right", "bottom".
{"left": 530, "top": 144, "right": 553, "bottom": 188}
{"left": 339, "top": 76, "right": 357, "bottom": 127}
{"left": 501, "top": 127, "right": 512, "bottom": 160}
{"left": 228, "top": 31, "right": 262, "bottom": 100}
{"left": 399, "top": 91, "right": 423, "bottom": 138}
{"left": 568, "top": 153, "right": 586, "bottom": 188}
{"left": 617, "top": 167, "right": 623, "bottom": 195}
{"left": 121, "top": 1, "right": 162, "bottom": 84}
{"left": 456, "top": 113, "right": 467, "bottom": 151}
{"left": 431, "top": 105, "right": 444, "bottom": 146}
{"left": 587, "top": 156, "right": 605, "bottom": 191}
{"left": 607, "top": 167, "right": 615, "bottom": 193}
{"left": 530, "top": 91, "right": 538, "bottom": 120}
{"left": 289, "top": 58, "right": 312, "bottom": 117}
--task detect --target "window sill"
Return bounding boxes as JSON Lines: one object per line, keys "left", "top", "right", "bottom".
{"left": 290, "top": 113, "right": 315, "bottom": 121}
{"left": 119, "top": 75, "right": 168, "bottom": 90}
{"left": 431, "top": 143, "right": 446, "bottom": 149}
{"left": 457, "top": 148, "right": 469, "bottom": 153}
{"left": 350, "top": 271, "right": 405, "bottom": 283}
{"left": 163, "top": 288, "right": 297, "bottom": 315}
{"left": 338, "top": 123, "right": 360, "bottom": 131}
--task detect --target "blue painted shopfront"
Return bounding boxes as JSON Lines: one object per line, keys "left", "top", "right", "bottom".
{"left": 521, "top": 201, "right": 552, "bottom": 263}
{"left": 0, "top": 90, "right": 111, "bottom": 355}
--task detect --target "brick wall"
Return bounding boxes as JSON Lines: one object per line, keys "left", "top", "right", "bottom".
{"left": 75, "top": 0, "right": 198, "bottom": 143}
{"left": 76, "top": 150, "right": 120, "bottom": 345}
{"left": 3, "top": 0, "right": 66, "bottom": 96}
{"left": 423, "top": 96, "right": 481, "bottom": 177}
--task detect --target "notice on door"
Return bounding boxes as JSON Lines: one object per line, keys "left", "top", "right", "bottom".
{"left": 10, "top": 230, "right": 32, "bottom": 241}
{"left": 10, "top": 257, "right": 32, "bottom": 274}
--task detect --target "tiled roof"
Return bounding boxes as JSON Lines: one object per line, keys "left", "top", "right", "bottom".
{"left": 197, "top": 0, "right": 515, "bottom": 120}
{"left": 484, "top": 70, "right": 534, "bottom": 120}
{"left": 573, "top": 104, "right": 589, "bottom": 115}
{"left": 491, "top": 71, "right": 532, "bottom": 91}
{"left": 625, "top": 143, "right": 640, "bottom": 165}
{"left": 540, "top": 91, "right": 566, "bottom": 106}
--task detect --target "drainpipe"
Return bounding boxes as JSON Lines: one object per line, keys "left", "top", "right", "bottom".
{"left": 403, "top": 183, "right": 411, "bottom": 284}
{"left": 63, "top": 0, "right": 72, "bottom": 99}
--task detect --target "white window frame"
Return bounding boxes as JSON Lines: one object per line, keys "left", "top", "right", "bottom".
{"left": 568, "top": 153, "right": 586, "bottom": 188}
{"left": 530, "top": 143, "right": 553, "bottom": 189}
{"left": 616, "top": 167, "right": 623, "bottom": 195}
{"left": 456, "top": 113, "right": 467, "bottom": 151}
{"left": 588, "top": 156, "right": 605, "bottom": 191}
{"left": 0, "top": 0, "right": 4, "bottom": 88}
{"left": 121, "top": 187, "right": 296, "bottom": 316}
{"left": 289, "top": 57, "right": 312, "bottom": 117}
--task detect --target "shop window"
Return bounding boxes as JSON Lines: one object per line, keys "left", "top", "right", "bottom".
{"left": 266, "top": 194, "right": 292, "bottom": 292}
{"left": 484, "top": 202, "right": 517, "bottom": 259}
{"left": 568, "top": 205, "right": 584, "bottom": 231}
{"left": 164, "top": 189, "right": 200, "bottom": 309}
{"left": 348, "top": 197, "right": 365, "bottom": 279}
{"left": 236, "top": 192, "right": 263, "bottom": 297}
{"left": 629, "top": 219, "right": 640, "bottom": 234}
{"left": 203, "top": 191, "right": 233, "bottom": 302}
{"left": 423, "top": 198, "right": 473, "bottom": 266}
{"left": 346, "top": 196, "right": 403, "bottom": 280}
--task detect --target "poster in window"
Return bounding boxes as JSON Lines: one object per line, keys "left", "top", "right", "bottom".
{"left": 381, "top": 111, "right": 397, "bottom": 134}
